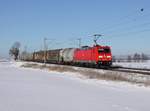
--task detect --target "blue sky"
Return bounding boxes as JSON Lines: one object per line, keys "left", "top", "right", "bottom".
{"left": 0, "top": 0, "right": 150, "bottom": 57}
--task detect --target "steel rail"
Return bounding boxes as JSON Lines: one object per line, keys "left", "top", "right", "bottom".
{"left": 107, "top": 66, "right": 150, "bottom": 75}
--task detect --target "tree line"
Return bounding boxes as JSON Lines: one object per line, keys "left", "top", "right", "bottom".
{"left": 113, "top": 53, "right": 149, "bottom": 62}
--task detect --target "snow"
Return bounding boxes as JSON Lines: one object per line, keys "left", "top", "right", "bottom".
{"left": 0, "top": 61, "right": 150, "bottom": 111}
{"left": 113, "top": 60, "right": 150, "bottom": 69}
{"left": 0, "top": 58, "right": 9, "bottom": 62}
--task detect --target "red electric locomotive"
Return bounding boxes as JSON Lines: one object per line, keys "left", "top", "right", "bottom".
{"left": 73, "top": 45, "right": 112, "bottom": 67}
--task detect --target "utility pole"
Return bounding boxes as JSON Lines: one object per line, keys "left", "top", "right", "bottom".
{"left": 44, "top": 37, "right": 47, "bottom": 64}
{"left": 43, "top": 38, "right": 55, "bottom": 64}
{"left": 77, "top": 38, "right": 81, "bottom": 48}
{"left": 24, "top": 46, "right": 27, "bottom": 53}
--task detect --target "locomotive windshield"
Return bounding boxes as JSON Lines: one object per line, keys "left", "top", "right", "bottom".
{"left": 98, "top": 48, "right": 110, "bottom": 53}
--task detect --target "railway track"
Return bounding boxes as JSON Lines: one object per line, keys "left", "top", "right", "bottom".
{"left": 108, "top": 66, "right": 150, "bottom": 75}
{"left": 21, "top": 60, "right": 150, "bottom": 76}
{"left": 59, "top": 63, "right": 150, "bottom": 75}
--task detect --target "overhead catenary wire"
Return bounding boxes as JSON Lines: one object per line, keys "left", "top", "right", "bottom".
{"left": 106, "top": 28, "right": 150, "bottom": 38}
{"left": 96, "top": 7, "right": 150, "bottom": 39}
{"left": 102, "top": 12, "right": 150, "bottom": 35}
{"left": 46, "top": 38, "right": 79, "bottom": 49}
{"left": 98, "top": 8, "right": 145, "bottom": 33}
{"left": 105, "top": 21, "right": 150, "bottom": 36}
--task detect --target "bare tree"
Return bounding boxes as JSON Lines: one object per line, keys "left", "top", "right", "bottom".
{"left": 9, "top": 42, "right": 21, "bottom": 60}
{"left": 141, "top": 53, "right": 148, "bottom": 62}
{"left": 133, "top": 53, "right": 141, "bottom": 62}
{"left": 112, "top": 56, "right": 116, "bottom": 62}
{"left": 127, "top": 55, "right": 132, "bottom": 62}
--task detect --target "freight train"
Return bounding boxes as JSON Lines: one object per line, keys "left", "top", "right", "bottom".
{"left": 20, "top": 44, "right": 112, "bottom": 67}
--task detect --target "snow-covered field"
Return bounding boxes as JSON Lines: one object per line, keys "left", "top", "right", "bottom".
{"left": 114, "top": 60, "right": 150, "bottom": 69}
{"left": 0, "top": 61, "right": 150, "bottom": 111}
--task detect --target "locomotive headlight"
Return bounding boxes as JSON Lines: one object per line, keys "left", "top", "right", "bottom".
{"left": 107, "top": 56, "right": 111, "bottom": 58}
{"left": 99, "top": 56, "right": 103, "bottom": 58}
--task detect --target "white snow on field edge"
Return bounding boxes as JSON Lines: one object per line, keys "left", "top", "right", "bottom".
{"left": 114, "top": 60, "right": 150, "bottom": 69}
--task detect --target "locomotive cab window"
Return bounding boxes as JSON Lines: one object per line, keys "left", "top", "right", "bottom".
{"left": 98, "top": 48, "right": 110, "bottom": 53}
